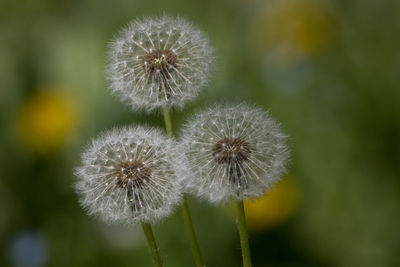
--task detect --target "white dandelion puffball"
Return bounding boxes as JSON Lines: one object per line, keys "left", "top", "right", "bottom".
{"left": 179, "top": 104, "right": 289, "bottom": 203}
{"left": 75, "top": 126, "right": 182, "bottom": 224}
{"left": 107, "top": 15, "right": 214, "bottom": 112}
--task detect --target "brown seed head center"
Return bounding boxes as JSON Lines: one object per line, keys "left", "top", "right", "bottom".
{"left": 114, "top": 160, "right": 151, "bottom": 188}
{"left": 212, "top": 137, "right": 251, "bottom": 165}
{"left": 142, "top": 49, "right": 178, "bottom": 75}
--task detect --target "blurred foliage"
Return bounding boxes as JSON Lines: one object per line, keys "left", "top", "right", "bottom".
{"left": 0, "top": 0, "right": 399, "bottom": 266}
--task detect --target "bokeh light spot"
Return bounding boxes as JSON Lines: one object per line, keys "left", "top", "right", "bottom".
{"left": 8, "top": 230, "right": 49, "bottom": 267}
{"left": 244, "top": 177, "right": 299, "bottom": 231}
{"left": 17, "top": 90, "right": 77, "bottom": 153}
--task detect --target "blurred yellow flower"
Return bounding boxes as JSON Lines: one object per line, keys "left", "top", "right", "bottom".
{"left": 252, "top": 0, "right": 334, "bottom": 63}
{"left": 17, "top": 90, "right": 77, "bottom": 153}
{"left": 244, "top": 178, "right": 299, "bottom": 231}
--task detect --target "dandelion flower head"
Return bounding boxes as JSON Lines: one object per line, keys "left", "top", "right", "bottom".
{"left": 179, "top": 104, "right": 289, "bottom": 203}
{"left": 75, "top": 126, "right": 182, "bottom": 224}
{"left": 107, "top": 15, "right": 214, "bottom": 112}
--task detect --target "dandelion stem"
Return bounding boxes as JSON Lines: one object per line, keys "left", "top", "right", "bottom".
{"left": 162, "top": 106, "right": 173, "bottom": 136}
{"left": 141, "top": 222, "right": 163, "bottom": 267}
{"left": 181, "top": 195, "right": 205, "bottom": 267}
{"left": 232, "top": 198, "right": 252, "bottom": 267}
{"left": 162, "top": 106, "right": 205, "bottom": 267}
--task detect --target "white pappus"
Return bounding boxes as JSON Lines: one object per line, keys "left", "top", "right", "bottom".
{"left": 107, "top": 15, "right": 214, "bottom": 113}
{"left": 178, "top": 104, "right": 289, "bottom": 203}
{"left": 75, "top": 126, "right": 182, "bottom": 224}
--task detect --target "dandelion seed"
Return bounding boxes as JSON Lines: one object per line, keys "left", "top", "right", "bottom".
{"left": 179, "top": 104, "right": 289, "bottom": 203}
{"left": 107, "top": 15, "right": 214, "bottom": 112}
{"left": 75, "top": 126, "right": 182, "bottom": 224}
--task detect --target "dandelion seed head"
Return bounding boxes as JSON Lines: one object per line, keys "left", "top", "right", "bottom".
{"left": 75, "top": 126, "right": 182, "bottom": 224}
{"left": 212, "top": 137, "right": 252, "bottom": 165}
{"left": 107, "top": 15, "right": 214, "bottom": 112}
{"left": 179, "top": 104, "right": 289, "bottom": 203}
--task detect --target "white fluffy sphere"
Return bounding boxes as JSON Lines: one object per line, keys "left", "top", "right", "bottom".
{"left": 107, "top": 15, "right": 214, "bottom": 112}
{"left": 75, "top": 126, "right": 182, "bottom": 224}
{"left": 179, "top": 104, "right": 289, "bottom": 203}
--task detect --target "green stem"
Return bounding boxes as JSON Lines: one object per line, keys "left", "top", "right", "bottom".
{"left": 162, "top": 106, "right": 173, "bottom": 136}
{"left": 182, "top": 195, "right": 205, "bottom": 267}
{"left": 141, "top": 222, "right": 163, "bottom": 267}
{"left": 162, "top": 106, "right": 205, "bottom": 267}
{"left": 233, "top": 199, "right": 252, "bottom": 267}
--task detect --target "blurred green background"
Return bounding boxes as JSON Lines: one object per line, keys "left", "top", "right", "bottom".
{"left": 1, "top": 0, "right": 399, "bottom": 266}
